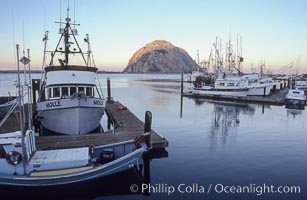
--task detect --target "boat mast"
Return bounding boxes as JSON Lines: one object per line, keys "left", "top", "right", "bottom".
{"left": 64, "top": 8, "right": 70, "bottom": 67}
{"left": 16, "top": 45, "right": 24, "bottom": 133}
{"left": 16, "top": 44, "right": 27, "bottom": 175}
{"left": 27, "top": 49, "right": 33, "bottom": 130}
{"left": 49, "top": 6, "right": 87, "bottom": 67}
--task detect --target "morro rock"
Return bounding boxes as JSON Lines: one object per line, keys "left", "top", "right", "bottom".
{"left": 123, "top": 40, "right": 199, "bottom": 73}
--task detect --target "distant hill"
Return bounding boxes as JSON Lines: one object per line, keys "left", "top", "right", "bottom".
{"left": 0, "top": 70, "right": 42, "bottom": 74}
{"left": 123, "top": 40, "right": 199, "bottom": 73}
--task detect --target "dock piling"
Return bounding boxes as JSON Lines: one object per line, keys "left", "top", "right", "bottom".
{"left": 263, "top": 87, "right": 266, "bottom": 98}
{"left": 144, "top": 111, "right": 152, "bottom": 133}
{"left": 181, "top": 69, "right": 184, "bottom": 95}
{"left": 107, "top": 77, "right": 112, "bottom": 102}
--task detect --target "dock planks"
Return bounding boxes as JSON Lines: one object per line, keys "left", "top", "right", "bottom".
{"left": 0, "top": 101, "right": 168, "bottom": 150}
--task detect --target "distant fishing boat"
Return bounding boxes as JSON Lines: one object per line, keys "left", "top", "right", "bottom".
{"left": 285, "top": 89, "right": 306, "bottom": 109}
{"left": 35, "top": 8, "right": 104, "bottom": 135}
{"left": 295, "top": 80, "right": 307, "bottom": 90}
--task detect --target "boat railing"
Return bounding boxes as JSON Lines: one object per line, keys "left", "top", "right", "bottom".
{"left": 0, "top": 98, "right": 19, "bottom": 127}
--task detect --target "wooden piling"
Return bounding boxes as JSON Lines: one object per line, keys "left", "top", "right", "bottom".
{"left": 144, "top": 111, "right": 152, "bottom": 133}
{"left": 181, "top": 69, "right": 184, "bottom": 95}
{"left": 32, "top": 79, "right": 40, "bottom": 103}
{"left": 107, "top": 77, "right": 112, "bottom": 102}
{"left": 263, "top": 87, "right": 266, "bottom": 98}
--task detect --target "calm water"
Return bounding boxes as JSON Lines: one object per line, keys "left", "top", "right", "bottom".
{"left": 0, "top": 73, "right": 306, "bottom": 200}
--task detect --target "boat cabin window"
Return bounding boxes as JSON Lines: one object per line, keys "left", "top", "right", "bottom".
{"left": 47, "top": 86, "right": 95, "bottom": 99}
{"left": 293, "top": 91, "right": 300, "bottom": 94}
{"left": 227, "top": 83, "right": 235, "bottom": 86}
{"left": 78, "top": 87, "right": 85, "bottom": 94}
{"left": 61, "top": 87, "right": 69, "bottom": 97}
{"left": 53, "top": 87, "right": 60, "bottom": 97}
{"left": 86, "top": 87, "right": 93, "bottom": 97}
{"left": 219, "top": 83, "right": 225, "bottom": 86}
{"left": 70, "top": 87, "right": 77, "bottom": 96}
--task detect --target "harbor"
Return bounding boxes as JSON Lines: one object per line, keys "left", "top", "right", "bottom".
{"left": 1, "top": 0, "right": 307, "bottom": 199}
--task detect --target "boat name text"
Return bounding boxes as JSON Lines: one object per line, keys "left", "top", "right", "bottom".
{"left": 93, "top": 100, "right": 104, "bottom": 105}
{"left": 46, "top": 101, "right": 62, "bottom": 108}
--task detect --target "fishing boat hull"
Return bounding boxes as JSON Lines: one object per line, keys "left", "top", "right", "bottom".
{"left": 0, "top": 147, "right": 145, "bottom": 187}
{"left": 247, "top": 85, "right": 271, "bottom": 96}
{"left": 36, "top": 97, "right": 104, "bottom": 135}
{"left": 285, "top": 99, "right": 306, "bottom": 109}
{"left": 188, "top": 88, "right": 248, "bottom": 97}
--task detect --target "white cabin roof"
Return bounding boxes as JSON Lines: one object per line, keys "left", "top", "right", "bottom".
{"left": 216, "top": 76, "right": 241, "bottom": 81}
{"left": 240, "top": 74, "right": 260, "bottom": 80}
{"left": 0, "top": 131, "right": 22, "bottom": 145}
{"left": 46, "top": 70, "right": 96, "bottom": 86}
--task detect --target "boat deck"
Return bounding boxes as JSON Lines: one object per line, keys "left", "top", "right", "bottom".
{"left": 183, "top": 88, "right": 290, "bottom": 105}
{"left": 0, "top": 101, "right": 168, "bottom": 150}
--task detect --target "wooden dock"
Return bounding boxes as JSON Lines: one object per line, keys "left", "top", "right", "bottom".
{"left": 182, "top": 88, "right": 290, "bottom": 106}
{"left": 0, "top": 101, "right": 168, "bottom": 151}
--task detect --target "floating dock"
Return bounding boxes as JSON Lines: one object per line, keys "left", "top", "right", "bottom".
{"left": 0, "top": 101, "right": 168, "bottom": 151}
{"left": 182, "top": 88, "right": 290, "bottom": 106}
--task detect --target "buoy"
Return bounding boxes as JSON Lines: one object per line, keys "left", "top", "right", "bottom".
{"left": 6, "top": 151, "right": 22, "bottom": 165}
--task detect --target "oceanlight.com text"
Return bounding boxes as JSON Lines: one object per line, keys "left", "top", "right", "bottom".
{"left": 129, "top": 183, "right": 301, "bottom": 196}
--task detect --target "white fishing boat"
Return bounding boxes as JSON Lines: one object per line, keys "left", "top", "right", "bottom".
{"left": 285, "top": 89, "right": 306, "bottom": 109}
{"left": 0, "top": 130, "right": 149, "bottom": 187}
{"left": 36, "top": 10, "right": 104, "bottom": 135}
{"left": 188, "top": 74, "right": 273, "bottom": 97}
{"left": 295, "top": 80, "right": 307, "bottom": 90}
{"left": 189, "top": 76, "right": 249, "bottom": 97}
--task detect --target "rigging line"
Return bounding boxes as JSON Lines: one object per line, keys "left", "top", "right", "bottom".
{"left": 43, "top": 3, "right": 46, "bottom": 32}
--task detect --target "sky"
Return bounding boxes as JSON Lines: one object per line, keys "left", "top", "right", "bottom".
{"left": 0, "top": 0, "right": 307, "bottom": 73}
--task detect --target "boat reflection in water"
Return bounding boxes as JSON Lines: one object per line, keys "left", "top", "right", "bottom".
{"left": 286, "top": 104, "right": 304, "bottom": 118}
{"left": 210, "top": 101, "right": 256, "bottom": 145}
{"left": 187, "top": 98, "right": 257, "bottom": 150}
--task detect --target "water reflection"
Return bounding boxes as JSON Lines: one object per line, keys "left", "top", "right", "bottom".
{"left": 286, "top": 108, "right": 303, "bottom": 118}
{"left": 209, "top": 101, "right": 256, "bottom": 150}
{"left": 285, "top": 104, "right": 304, "bottom": 118}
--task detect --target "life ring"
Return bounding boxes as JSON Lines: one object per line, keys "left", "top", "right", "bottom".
{"left": 6, "top": 151, "right": 22, "bottom": 165}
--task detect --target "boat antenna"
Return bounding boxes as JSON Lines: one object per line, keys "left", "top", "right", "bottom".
{"left": 60, "top": 0, "right": 62, "bottom": 27}
{"left": 16, "top": 45, "right": 24, "bottom": 133}
{"left": 22, "top": 22, "right": 26, "bottom": 125}
{"left": 74, "top": 0, "right": 76, "bottom": 28}
{"left": 23, "top": 21, "right": 26, "bottom": 85}
{"left": 27, "top": 49, "right": 33, "bottom": 130}
{"left": 197, "top": 49, "right": 200, "bottom": 67}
